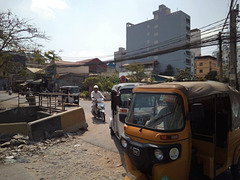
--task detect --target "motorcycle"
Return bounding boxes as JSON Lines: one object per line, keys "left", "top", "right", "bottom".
{"left": 8, "top": 89, "right": 12, "bottom": 95}
{"left": 91, "top": 98, "right": 105, "bottom": 122}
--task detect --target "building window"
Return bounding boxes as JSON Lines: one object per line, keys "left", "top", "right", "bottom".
{"left": 154, "top": 32, "right": 158, "bottom": 36}
{"left": 147, "top": 25, "right": 150, "bottom": 29}
{"left": 154, "top": 40, "right": 158, "bottom": 44}
{"left": 186, "top": 34, "right": 190, "bottom": 40}
{"left": 154, "top": 25, "right": 159, "bottom": 29}
{"left": 147, "top": 32, "right": 150, "bottom": 36}
{"left": 186, "top": 50, "right": 191, "bottom": 56}
{"left": 199, "top": 69, "right": 203, "bottom": 73}
{"left": 199, "top": 62, "right": 203, "bottom": 66}
{"left": 154, "top": 15, "right": 158, "bottom": 20}
{"left": 186, "top": 59, "right": 191, "bottom": 65}
{"left": 186, "top": 18, "right": 190, "bottom": 25}
{"left": 186, "top": 26, "right": 190, "bottom": 32}
{"left": 147, "top": 40, "right": 150, "bottom": 44}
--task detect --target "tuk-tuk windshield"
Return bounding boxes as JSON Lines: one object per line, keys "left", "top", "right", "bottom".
{"left": 60, "top": 87, "right": 79, "bottom": 94}
{"left": 120, "top": 89, "right": 133, "bottom": 108}
{"left": 126, "top": 93, "right": 185, "bottom": 131}
{"left": 70, "top": 87, "right": 79, "bottom": 94}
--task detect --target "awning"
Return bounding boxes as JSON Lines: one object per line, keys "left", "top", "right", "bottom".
{"left": 20, "top": 79, "right": 42, "bottom": 86}
{"left": 20, "top": 82, "right": 28, "bottom": 86}
{"left": 26, "top": 67, "right": 42, "bottom": 73}
{"left": 32, "top": 79, "right": 42, "bottom": 84}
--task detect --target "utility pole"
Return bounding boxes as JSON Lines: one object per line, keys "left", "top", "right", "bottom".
{"left": 229, "top": 4, "right": 239, "bottom": 90}
{"left": 218, "top": 32, "right": 223, "bottom": 82}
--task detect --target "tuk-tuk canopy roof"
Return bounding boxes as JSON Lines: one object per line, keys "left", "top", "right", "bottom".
{"left": 111, "top": 83, "right": 145, "bottom": 92}
{"left": 133, "top": 81, "right": 238, "bottom": 100}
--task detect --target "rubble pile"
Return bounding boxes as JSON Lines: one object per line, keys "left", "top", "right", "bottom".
{"left": 0, "top": 132, "right": 81, "bottom": 164}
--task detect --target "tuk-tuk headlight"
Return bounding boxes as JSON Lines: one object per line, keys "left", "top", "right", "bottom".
{"left": 169, "top": 147, "right": 179, "bottom": 160}
{"left": 154, "top": 149, "right": 164, "bottom": 161}
{"left": 121, "top": 139, "right": 127, "bottom": 148}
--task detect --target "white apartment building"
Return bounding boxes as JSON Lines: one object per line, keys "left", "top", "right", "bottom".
{"left": 115, "top": 4, "right": 191, "bottom": 75}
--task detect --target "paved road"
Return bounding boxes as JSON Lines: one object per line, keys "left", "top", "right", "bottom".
{"left": 79, "top": 99, "right": 123, "bottom": 155}
{"left": 0, "top": 91, "right": 20, "bottom": 109}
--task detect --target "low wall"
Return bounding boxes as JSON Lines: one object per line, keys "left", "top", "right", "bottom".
{"left": 60, "top": 107, "right": 86, "bottom": 132}
{"left": 28, "top": 107, "right": 87, "bottom": 141}
{"left": 0, "top": 107, "right": 87, "bottom": 141}
{"left": 0, "top": 106, "right": 47, "bottom": 123}
{"left": 0, "top": 122, "right": 29, "bottom": 136}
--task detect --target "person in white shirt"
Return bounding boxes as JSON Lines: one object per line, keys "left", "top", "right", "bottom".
{"left": 91, "top": 85, "right": 104, "bottom": 116}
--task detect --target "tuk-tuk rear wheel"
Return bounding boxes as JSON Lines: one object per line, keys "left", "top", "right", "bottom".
{"left": 231, "top": 157, "right": 240, "bottom": 178}
{"left": 110, "top": 127, "right": 114, "bottom": 136}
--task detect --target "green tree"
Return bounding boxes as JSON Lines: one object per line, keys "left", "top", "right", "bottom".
{"left": 0, "top": 10, "right": 49, "bottom": 69}
{"left": 108, "top": 74, "right": 120, "bottom": 84}
{"left": 98, "top": 75, "right": 113, "bottom": 92}
{"left": 82, "top": 76, "right": 101, "bottom": 96}
{"left": 205, "top": 71, "right": 218, "bottom": 81}
{"left": 125, "top": 62, "right": 147, "bottom": 82}
{"left": 44, "top": 50, "right": 62, "bottom": 63}
{"left": 163, "top": 64, "right": 174, "bottom": 76}
{"left": 175, "top": 68, "right": 193, "bottom": 81}
{"left": 0, "top": 10, "right": 49, "bottom": 51}
{"left": 32, "top": 50, "right": 46, "bottom": 64}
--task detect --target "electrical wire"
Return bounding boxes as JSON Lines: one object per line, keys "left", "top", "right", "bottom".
{"left": 60, "top": 10, "right": 239, "bottom": 65}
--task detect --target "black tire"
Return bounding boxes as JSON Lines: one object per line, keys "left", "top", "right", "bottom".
{"left": 102, "top": 113, "right": 105, "bottom": 122}
{"left": 231, "top": 157, "right": 240, "bottom": 178}
{"left": 110, "top": 127, "right": 114, "bottom": 136}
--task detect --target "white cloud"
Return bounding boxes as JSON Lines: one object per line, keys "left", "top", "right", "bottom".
{"left": 30, "top": 0, "right": 68, "bottom": 18}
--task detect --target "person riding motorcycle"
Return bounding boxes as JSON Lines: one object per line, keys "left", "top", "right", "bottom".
{"left": 91, "top": 85, "right": 104, "bottom": 117}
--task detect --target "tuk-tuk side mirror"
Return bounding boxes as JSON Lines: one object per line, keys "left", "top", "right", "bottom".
{"left": 114, "top": 95, "right": 122, "bottom": 106}
{"left": 188, "top": 103, "right": 205, "bottom": 123}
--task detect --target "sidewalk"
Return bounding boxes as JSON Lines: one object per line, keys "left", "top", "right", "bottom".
{"left": 0, "top": 164, "right": 37, "bottom": 180}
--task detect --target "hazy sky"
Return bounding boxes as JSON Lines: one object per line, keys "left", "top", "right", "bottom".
{"left": 0, "top": 0, "right": 231, "bottom": 61}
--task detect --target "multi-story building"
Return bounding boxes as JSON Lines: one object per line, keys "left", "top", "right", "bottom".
{"left": 115, "top": 4, "right": 191, "bottom": 75}
{"left": 195, "top": 56, "right": 219, "bottom": 78}
{"left": 190, "top": 29, "right": 201, "bottom": 76}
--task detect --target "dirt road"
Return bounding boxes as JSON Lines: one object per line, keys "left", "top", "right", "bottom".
{"left": 1, "top": 134, "right": 126, "bottom": 180}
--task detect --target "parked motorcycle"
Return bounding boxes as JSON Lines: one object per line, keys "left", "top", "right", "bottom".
{"left": 91, "top": 98, "right": 105, "bottom": 122}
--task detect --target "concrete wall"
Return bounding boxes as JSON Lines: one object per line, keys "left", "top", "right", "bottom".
{"left": 0, "top": 107, "right": 49, "bottom": 123}
{"left": 0, "top": 123, "right": 29, "bottom": 136}
{"left": 61, "top": 107, "right": 86, "bottom": 132}
{"left": 0, "top": 107, "right": 87, "bottom": 141}
{"left": 28, "top": 107, "right": 87, "bottom": 141}
{"left": 57, "top": 66, "right": 89, "bottom": 74}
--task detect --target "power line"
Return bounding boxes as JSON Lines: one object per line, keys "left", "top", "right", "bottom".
{"left": 61, "top": 18, "right": 227, "bottom": 62}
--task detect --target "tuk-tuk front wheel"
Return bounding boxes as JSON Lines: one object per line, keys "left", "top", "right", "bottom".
{"left": 231, "top": 157, "right": 240, "bottom": 178}
{"left": 101, "top": 113, "right": 105, "bottom": 122}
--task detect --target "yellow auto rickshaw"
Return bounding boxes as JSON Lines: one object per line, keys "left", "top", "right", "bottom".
{"left": 121, "top": 81, "right": 240, "bottom": 180}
